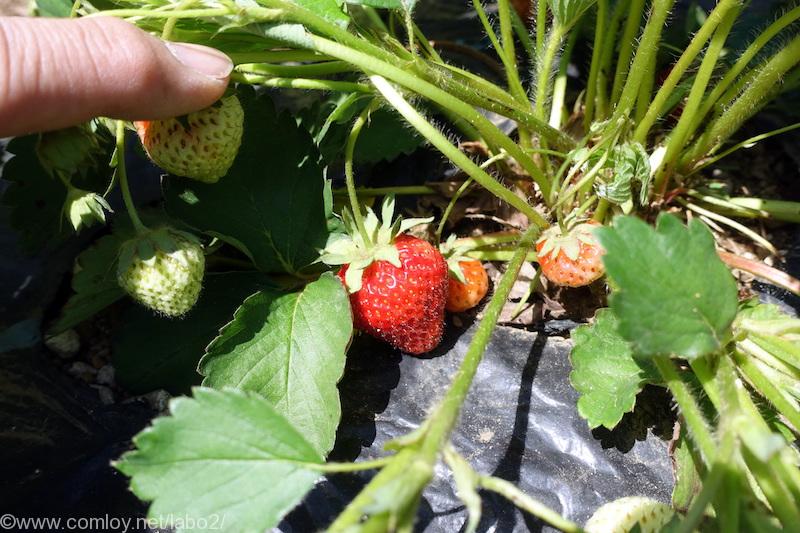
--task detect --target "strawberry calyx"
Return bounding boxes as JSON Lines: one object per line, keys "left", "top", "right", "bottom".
{"left": 535, "top": 221, "right": 601, "bottom": 261}
{"left": 117, "top": 226, "right": 203, "bottom": 275}
{"left": 320, "top": 195, "right": 432, "bottom": 292}
{"left": 439, "top": 234, "right": 476, "bottom": 284}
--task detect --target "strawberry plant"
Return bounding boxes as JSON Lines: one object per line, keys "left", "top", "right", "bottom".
{"left": 4, "top": 0, "right": 800, "bottom": 530}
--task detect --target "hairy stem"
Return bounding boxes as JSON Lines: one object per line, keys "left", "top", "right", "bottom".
{"left": 420, "top": 225, "right": 539, "bottom": 458}
{"left": 115, "top": 121, "right": 146, "bottom": 234}
{"left": 478, "top": 475, "right": 584, "bottom": 533}
{"left": 370, "top": 75, "right": 549, "bottom": 224}
{"left": 633, "top": 0, "right": 741, "bottom": 144}
{"left": 654, "top": 357, "right": 717, "bottom": 465}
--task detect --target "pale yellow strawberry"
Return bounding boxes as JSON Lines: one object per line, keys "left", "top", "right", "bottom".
{"left": 135, "top": 95, "right": 243, "bottom": 183}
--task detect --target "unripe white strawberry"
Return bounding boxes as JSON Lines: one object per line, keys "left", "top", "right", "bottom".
{"left": 117, "top": 227, "right": 205, "bottom": 317}
{"left": 135, "top": 95, "right": 244, "bottom": 183}
{"left": 584, "top": 496, "right": 674, "bottom": 533}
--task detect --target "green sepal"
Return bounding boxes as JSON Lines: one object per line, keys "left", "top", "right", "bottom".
{"left": 62, "top": 186, "right": 112, "bottom": 232}
{"left": 320, "top": 194, "right": 432, "bottom": 292}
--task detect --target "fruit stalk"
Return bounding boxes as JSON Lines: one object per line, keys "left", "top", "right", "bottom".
{"left": 478, "top": 475, "right": 584, "bottom": 533}
{"left": 369, "top": 75, "right": 549, "bottom": 226}
{"left": 419, "top": 225, "right": 539, "bottom": 457}
{"left": 114, "top": 121, "right": 146, "bottom": 234}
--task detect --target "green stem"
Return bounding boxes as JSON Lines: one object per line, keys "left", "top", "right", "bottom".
{"left": 654, "top": 4, "right": 740, "bottom": 191}
{"left": 115, "top": 121, "right": 146, "bottom": 235}
{"left": 611, "top": 0, "right": 675, "bottom": 122}
{"left": 549, "top": 25, "right": 580, "bottom": 129}
{"left": 228, "top": 50, "right": 329, "bottom": 64}
{"left": 345, "top": 101, "right": 379, "bottom": 245}
{"left": 91, "top": 7, "right": 241, "bottom": 19}
{"left": 370, "top": 75, "right": 549, "bottom": 226}
{"left": 465, "top": 250, "right": 538, "bottom": 261}
{"left": 332, "top": 185, "right": 437, "bottom": 197}
{"left": 535, "top": 0, "right": 547, "bottom": 57}
{"left": 596, "top": 0, "right": 628, "bottom": 118}
{"left": 691, "top": 6, "right": 800, "bottom": 136}
{"left": 306, "top": 456, "right": 394, "bottom": 473}
{"left": 733, "top": 350, "right": 800, "bottom": 432}
{"left": 609, "top": 0, "right": 646, "bottom": 107}
{"left": 654, "top": 357, "right": 716, "bottom": 465}
{"left": 237, "top": 61, "right": 354, "bottom": 77}
{"left": 435, "top": 178, "right": 474, "bottom": 243}
{"left": 680, "top": 200, "right": 777, "bottom": 254}
{"left": 419, "top": 226, "right": 540, "bottom": 458}
{"left": 478, "top": 475, "right": 584, "bottom": 533}
{"left": 584, "top": 0, "right": 607, "bottom": 131}
{"left": 232, "top": 73, "right": 372, "bottom": 93}
{"left": 308, "top": 37, "right": 552, "bottom": 198}
{"left": 632, "top": 0, "right": 741, "bottom": 144}
{"left": 741, "top": 447, "right": 800, "bottom": 530}
{"left": 684, "top": 34, "right": 800, "bottom": 165}
{"left": 534, "top": 26, "right": 565, "bottom": 121}
{"left": 687, "top": 122, "right": 800, "bottom": 177}
{"left": 437, "top": 153, "right": 511, "bottom": 243}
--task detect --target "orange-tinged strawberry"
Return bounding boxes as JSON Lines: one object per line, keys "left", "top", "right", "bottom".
{"left": 135, "top": 95, "right": 243, "bottom": 183}
{"left": 446, "top": 260, "right": 489, "bottom": 312}
{"left": 536, "top": 221, "right": 605, "bottom": 287}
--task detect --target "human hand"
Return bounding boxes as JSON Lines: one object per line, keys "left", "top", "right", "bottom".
{"left": 0, "top": 16, "right": 233, "bottom": 137}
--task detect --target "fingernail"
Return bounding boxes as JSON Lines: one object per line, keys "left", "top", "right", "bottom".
{"left": 165, "top": 42, "right": 233, "bottom": 80}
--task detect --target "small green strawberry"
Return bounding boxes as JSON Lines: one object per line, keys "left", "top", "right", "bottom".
{"left": 135, "top": 95, "right": 244, "bottom": 183}
{"left": 117, "top": 227, "right": 205, "bottom": 317}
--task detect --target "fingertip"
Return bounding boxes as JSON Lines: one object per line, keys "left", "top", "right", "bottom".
{"left": 0, "top": 16, "right": 233, "bottom": 136}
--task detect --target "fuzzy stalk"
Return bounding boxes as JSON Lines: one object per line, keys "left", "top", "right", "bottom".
{"left": 632, "top": 0, "right": 741, "bottom": 144}
{"left": 419, "top": 226, "right": 540, "bottom": 457}
{"left": 609, "top": 0, "right": 646, "bottom": 107}
{"left": 370, "top": 75, "right": 549, "bottom": 226}
{"left": 114, "top": 121, "right": 146, "bottom": 234}
{"left": 684, "top": 34, "right": 800, "bottom": 165}
{"left": 652, "top": 4, "right": 740, "bottom": 190}
{"left": 654, "top": 357, "right": 717, "bottom": 465}
{"left": 691, "top": 6, "right": 800, "bottom": 135}
{"left": 584, "top": 0, "right": 608, "bottom": 130}
{"left": 611, "top": 0, "right": 675, "bottom": 122}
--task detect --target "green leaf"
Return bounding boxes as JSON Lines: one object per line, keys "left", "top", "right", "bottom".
{"left": 2, "top": 132, "right": 113, "bottom": 253}
{"left": 1, "top": 136, "right": 69, "bottom": 252}
{"left": 594, "top": 143, "right": 651, "bottom": 206}
{"left": 116, "top": 387, "right": 322, "bottom": 533}
{"left": 346, "top": 0, "right": 416, "bottom": 10}
{"left": 355, "top": 107, "right": 424, "bottom": 163}
{"left": 548, "top": 0, "right": 596, "bottom": 26}
{"left": 164, "top": 90, "right": 330, "bottom": 275}
{"left": 113, "top": 272, "right": 270, "bottom": 394}
{"left": 34, "top": 0, "right": 71, "bottom": 16}
{"left": 200, "top": 273, "right": 352, "bottom": 455}
{"left": 597, "top": 214, "right": 738, "bottom": 359}
{"left": 569, "top": 309, "right": 660, "bottom": 429}
{"left": 49, "top": 230, "right": 132, "bottom": 334}
{"left": 291, "top": 0, "right": 349, "bottom": 26}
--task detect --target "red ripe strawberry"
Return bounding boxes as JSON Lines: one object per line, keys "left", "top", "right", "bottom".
{"left": 536, "top": 221, "right": 605, "bottom": 287}
{"left": 337, "top": 235, "right": 448, "bottom": 354}
{"left": 446, "top": 260, "right": 489, "bottom": 312}
{"left": 322, "top": 196, "right": 447, "bottom": 355}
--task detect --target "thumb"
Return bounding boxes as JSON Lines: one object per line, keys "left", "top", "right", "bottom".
{"left": 0, "top": 16, "right": 233, "bottom": 137}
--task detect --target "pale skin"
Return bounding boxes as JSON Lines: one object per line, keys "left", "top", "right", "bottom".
{"left": 0, "top": 16, "right": 232, "bottom": 137}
